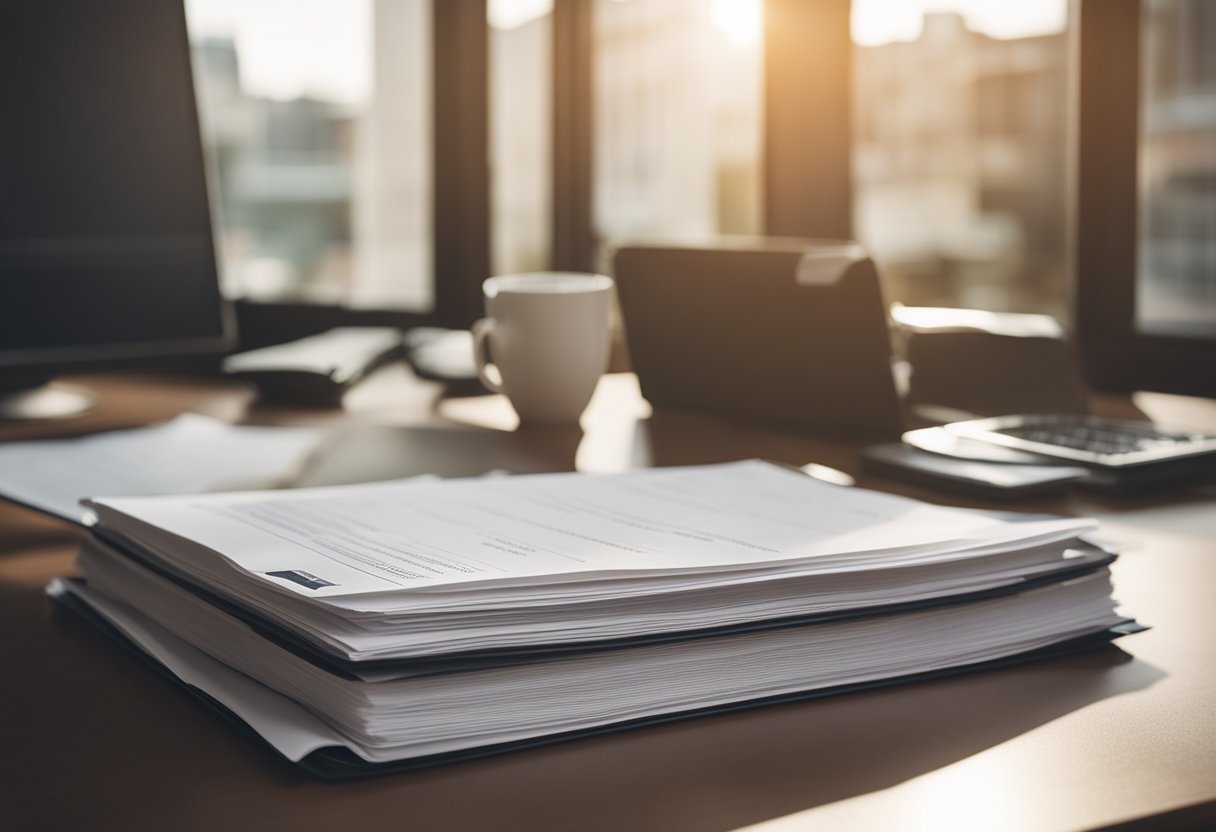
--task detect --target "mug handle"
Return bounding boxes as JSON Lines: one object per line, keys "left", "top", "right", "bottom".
{"left": 471, "top": 318, "right": 504, "bottom": 393}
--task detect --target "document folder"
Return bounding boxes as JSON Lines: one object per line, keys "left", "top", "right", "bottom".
{"left": 49, "top": 460, "right": 1146, "bottom": 778}
{"left": 90, "top": 530, "right": 1122, "bottom": 679}
{"left": 51, "top": 582, "right": 1142, "bottom": 780}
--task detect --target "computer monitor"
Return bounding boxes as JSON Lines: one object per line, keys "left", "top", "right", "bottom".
{"left": 0, "top": 0, "right": 231, "bottom": 420}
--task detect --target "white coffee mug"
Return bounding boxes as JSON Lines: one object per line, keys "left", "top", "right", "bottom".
{"left": 472, "top": 272, "right": 614, "bottom": 426}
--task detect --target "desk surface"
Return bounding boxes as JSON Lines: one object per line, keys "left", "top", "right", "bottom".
{"left": 2, "top": 368, "right": 1215, "bottom": 832}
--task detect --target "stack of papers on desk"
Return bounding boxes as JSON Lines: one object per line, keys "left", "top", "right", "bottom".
{"left": 48, "top": 460, "right": 1142, "bottom": 776}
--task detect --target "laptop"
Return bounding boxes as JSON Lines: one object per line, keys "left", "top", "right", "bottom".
{"left": 613, "top": 239, "right": 906, "bottom": 437}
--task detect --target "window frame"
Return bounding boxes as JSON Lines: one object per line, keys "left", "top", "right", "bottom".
{"left": 763, "top": 0, "right": 853, "bottom": 239}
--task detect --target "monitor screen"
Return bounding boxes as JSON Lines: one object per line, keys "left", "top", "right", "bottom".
{"left": 0, "top": 0, "right": 229, "bottom": 371}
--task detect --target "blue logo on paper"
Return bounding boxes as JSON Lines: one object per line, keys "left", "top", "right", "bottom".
{"left": 267, "top": 570, "right": 336, "bottom": 590}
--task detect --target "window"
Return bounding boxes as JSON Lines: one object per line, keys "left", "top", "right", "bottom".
{"left": 593, "top": 0, "right": 764, "bottom": 257}
{"left": 181, "top": 1, "right": 1103, "bottom": 334}
{"left": 851, "top": 0, "right": 1070, "bottom": 317}
{"left": 489, "top": 0, "right": 554, "bottom": 276}
{"left": 186, "top": 0, "right": 432, "bottom": 310}
{"left": 1137, "top": 0, "right": 1216, "bottom": 336}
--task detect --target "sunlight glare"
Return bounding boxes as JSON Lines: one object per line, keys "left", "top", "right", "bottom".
{"left": 710, "top": 0, "right": 762, "bottom": 48}
{"left": 852, "top": 0, "right": 1067, "bottom": 46}
{"left": 489, "top": 0, "right": 553, "bottom": 30}
{"left": 185, "top": 0, "right": 372, "bottom": 104}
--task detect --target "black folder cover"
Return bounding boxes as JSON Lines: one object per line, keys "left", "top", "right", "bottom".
{"left": 50, "top": 580, "right": 1145, "bottom": 780}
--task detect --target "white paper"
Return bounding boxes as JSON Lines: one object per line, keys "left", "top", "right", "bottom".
{"left": 91, "top": 460, "right": 1096, "bottom": 599}
{"left": 0, "top": 414, "right": 326, "bottom": 523}
{"left": 47, "top": 578, "right": 344, "bottom": 762}
{"left": 51, "top": 567, "right": 1123, "bottom": 765}
{"left": 77, "top": 529, "right": 1112, "bottom": 662}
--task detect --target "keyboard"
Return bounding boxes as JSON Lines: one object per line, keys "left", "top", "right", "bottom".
{"left": 945, "top": 414, "right": 1216, "bottom": 468}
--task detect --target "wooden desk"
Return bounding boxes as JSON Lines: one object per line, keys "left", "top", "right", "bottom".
{"left": 2, "top": 369, "right": 1215, "bottom": 832}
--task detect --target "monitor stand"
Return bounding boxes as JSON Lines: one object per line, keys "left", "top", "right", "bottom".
{"left": 0, "top": 380, "right": 97, "bottom": 422}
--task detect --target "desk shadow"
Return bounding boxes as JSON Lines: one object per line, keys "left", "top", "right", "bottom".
{"left": 651, "top": 648, "right": 1167, "bottom": 832}
{"left": 246, "top": 646, "right": 1163, "bottom": 832}
{"left": 291, "top": 423, "right": 583, "bottom": 487}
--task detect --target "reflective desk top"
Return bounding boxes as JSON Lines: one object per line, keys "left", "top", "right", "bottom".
{"left": 2, "top": 368, "right": 1214, "bottom": 832}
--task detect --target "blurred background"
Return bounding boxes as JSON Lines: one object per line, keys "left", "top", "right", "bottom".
{"left": 182, "top": 0, "right": 1214, "bottom": 333}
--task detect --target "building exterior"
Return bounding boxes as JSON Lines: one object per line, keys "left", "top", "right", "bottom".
{"left": 592, "top": 0, "right": 763, "bottom": 250}
{"left": 854, "top": 12, "right": 1069, "bottom": 315}
{"left": 1137, "top": 0, "right": 1216, "bottom": 333}
{"left": 191, "top": 2, "right": 432, "bottom": 309}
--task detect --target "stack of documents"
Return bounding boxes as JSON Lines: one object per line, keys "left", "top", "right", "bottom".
{"left": 48, "top": 460, "right": 1142, "bottom": 776}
